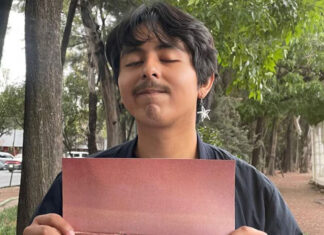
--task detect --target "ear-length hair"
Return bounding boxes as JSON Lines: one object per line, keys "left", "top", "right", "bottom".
{"left": 105, "top": 1, "right": 218, "bottom": 86}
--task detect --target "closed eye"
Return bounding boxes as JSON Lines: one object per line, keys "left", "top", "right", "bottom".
{"left": 160, "top": 59, "right": 179, "bottom": 63}
{"left": 125, "top": 61, "right": 143, "bottom": 67}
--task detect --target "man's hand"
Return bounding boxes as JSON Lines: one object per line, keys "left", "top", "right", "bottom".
{"left": 23, "top": 213, "right": 75, "bottom": 235}
{"left": 229, "top": 226, "right": 267, "bottom": 235}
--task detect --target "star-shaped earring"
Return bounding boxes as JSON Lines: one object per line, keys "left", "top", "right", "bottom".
{"left": 197, "top": 99, "right": 210, "bottom": 122}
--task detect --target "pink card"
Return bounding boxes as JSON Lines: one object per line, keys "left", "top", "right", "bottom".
{"left": 62, "top": 158, "right": 235, "bottom": 235}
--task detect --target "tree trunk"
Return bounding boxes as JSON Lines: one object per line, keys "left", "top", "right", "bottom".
{"left": 17, "top": 1, "right": 63, "bottom": 234}
{"left": 251, "top": 117, "right": 264, "bottom": 169}
{"left": 0, "top": 0, "right": 13, "bottom": 65}
{"left": 299, "top": 125, "right": 311, "bottom": 173}
{"left": 88, "top": 91, "right": 98, "bottom": 154}
{"left": 282, "top": 117, "right": 294, "bottom": 172}
{"left": 87, "top": 61, "right": 98, "bottom": 154}
{"left": 80, "top": 0, "right": 124, "bottom": 148}
{"left": 61, "top": 0, "right": 78, "bottom": 66}
{"left": 267, "top": 118, "right": 279, "bottom": 176}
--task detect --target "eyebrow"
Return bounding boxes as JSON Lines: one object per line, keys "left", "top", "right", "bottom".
{"left": 121, "top": 42, "right": 185, "bottom": 57}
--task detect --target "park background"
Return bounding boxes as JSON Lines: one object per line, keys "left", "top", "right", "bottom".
{"left": 0, "top": 0, "right": 324, "bottom": 234}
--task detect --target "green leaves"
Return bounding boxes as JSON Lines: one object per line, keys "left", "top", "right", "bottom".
{"left": 169, "top": 0, "right": 324, "bottom": 126}
{"left": 0, "top": 84, "right": 25, "bottom": 136}
{"left": 188, "top": 0, "right": 201, "bottom": 6}
{"left": 169, "top": 0, "right": 318, "bottom": 100}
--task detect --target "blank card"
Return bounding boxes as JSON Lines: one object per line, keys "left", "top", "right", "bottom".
{"left": 63, "top": 158, "right": 235, "bottom": 235}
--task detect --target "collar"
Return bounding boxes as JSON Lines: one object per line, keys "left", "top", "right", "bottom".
{"left": 197, "top": 134, "right": 216, "bottom": 160}
{"left": 126, "top": 134, "right": 215, "bottom": 159}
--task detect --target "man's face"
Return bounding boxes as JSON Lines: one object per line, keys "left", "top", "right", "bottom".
{"left": 118, "top": 27, "right": 199, "bottom": 128}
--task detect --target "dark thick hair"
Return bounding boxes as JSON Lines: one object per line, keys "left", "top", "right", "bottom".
{"left": 105, "top": 1, "right": 218, "bottom": 86}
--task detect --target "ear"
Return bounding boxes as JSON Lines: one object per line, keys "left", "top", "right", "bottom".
{"left": 198, "top": 73, "right": 215, "bottom": 99}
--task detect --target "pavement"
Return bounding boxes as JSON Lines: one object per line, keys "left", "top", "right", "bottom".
{"left": 0, "top": 186, "right": 19, "bottom": 212}
{"left": 0, "top": 170, "right": 21, "bottom": 188}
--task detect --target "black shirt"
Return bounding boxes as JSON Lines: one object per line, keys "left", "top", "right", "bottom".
{"left": 33, "top": 136, "right": 302, "bottom": 234}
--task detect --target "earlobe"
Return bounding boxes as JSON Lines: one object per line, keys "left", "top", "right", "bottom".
{"left": 198, "top": 73, "right": 215, "bottom": 99}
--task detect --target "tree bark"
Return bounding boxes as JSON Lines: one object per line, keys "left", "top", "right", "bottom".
{"left": 17, "top": 0, "right": 63, "bottom": 234}
{"left": 282, "top": 117, "right": 294, "bottom": 172}
{"left": 88, "top": 91, "right": 98, "bottom": 153}
{"left": 299, "top": 125, "right": 311, "bottom": 173}
{"left": 0, "top": 0, "right": 13, "bottom": 65}
{"left": 80, "top": 0, "right": 124, "bottom": 148}
{"left": 61, "top": 0, "right": 78, "bottom": 66}
{"left": 251, "top": 117, "right": 264, "bottom": 169}
{"left": 267, "top": 118, "right": 279, "bottom": 176}
{"left": 87, "top": 60, "right": 98, "bottom": 154}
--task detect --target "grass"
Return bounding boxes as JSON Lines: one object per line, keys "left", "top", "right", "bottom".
{"left": 0, "top": 206, "right": 17, "bottom": 235}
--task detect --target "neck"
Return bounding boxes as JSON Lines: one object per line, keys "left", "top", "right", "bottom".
{"left": 135, "top": 122, "right": 198, "bottom": 159}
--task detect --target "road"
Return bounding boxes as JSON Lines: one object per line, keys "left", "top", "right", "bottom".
{"left": 0, "top": 170, "right": 21, "bottom": 188}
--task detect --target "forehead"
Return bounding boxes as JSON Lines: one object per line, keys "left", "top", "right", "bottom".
{"left": 120, "top": 24, "right": 188, "bottom": 55}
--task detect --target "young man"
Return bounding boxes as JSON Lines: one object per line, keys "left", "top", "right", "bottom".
{"left": 24, "top": 2, "right": 302, "bottom": 235}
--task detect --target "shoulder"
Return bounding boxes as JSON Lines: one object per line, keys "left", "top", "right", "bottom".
{"left": 204, "top": 144, "right": 301, "bottom": 233}
{"left": 205, "top": 143, "right": 274, "bottom": 191}
{"left": 89, "top": 138, "right": 137, "bottom": 158}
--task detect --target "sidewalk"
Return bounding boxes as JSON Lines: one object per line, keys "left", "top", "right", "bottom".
{"left": 0, "top": 186, "right": 19, "bottom": 212}
{"left": 269, "top": 172, "right": 324, "bottom": 235}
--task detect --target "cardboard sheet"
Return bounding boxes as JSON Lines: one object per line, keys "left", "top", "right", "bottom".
{"left": 62, "top": 158, "right": 235, "bottom": 235}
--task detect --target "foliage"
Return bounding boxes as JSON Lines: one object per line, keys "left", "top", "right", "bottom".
{"left": 63, "top": 65, "right": 90, "bottom": 152}
{"left": 203, "top": 96, "right": 252, "bottom": 161}
{"left": 238, "top": 77, "right": 324, "bottom": 125}
{"left": 0, "top": 84, "right": 24, "bottom": 136}
{"left": 238, "top": 9, "right": 324, "bottom": 126}
{"left": 198, "top": 125, "right": 223, "bottom": 148}
{"left": 0, "top": 206, "right": 17, "bottom": 235}
{"left": 170, "top": 0, "right": 312, "bottom": 99}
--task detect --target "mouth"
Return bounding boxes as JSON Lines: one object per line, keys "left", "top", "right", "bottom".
{"left": 136, "top": 89, "right": 167, "bottom": 96}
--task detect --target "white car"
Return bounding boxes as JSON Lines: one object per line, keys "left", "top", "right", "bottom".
{"left": 65, "top": 151, "right": 89, "bottom": 158}
{"left": 0, "top": 151, "right": 14, "bottom": 164}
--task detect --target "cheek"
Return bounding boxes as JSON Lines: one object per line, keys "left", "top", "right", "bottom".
{"left": 118, "top": 76, "right": 131, "bottom": 104}
{"left": 172, "top": 70, "right": 199, "bottom": 97}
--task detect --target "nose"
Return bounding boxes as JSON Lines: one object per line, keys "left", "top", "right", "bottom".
{"left": 142, "top": 55, "right": 161, "bottom": 79}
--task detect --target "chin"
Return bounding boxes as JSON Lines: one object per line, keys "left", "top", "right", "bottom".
{"left": 136, "top": 115, "right": 174, "bottom": 129}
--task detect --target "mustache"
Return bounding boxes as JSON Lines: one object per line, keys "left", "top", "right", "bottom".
{"left": 132, "top": 80, "right": 171, "bottom": 96}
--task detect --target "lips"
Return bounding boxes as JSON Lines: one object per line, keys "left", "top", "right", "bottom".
{"left": 136, "top": 89, "right": 166, "bottom": 96}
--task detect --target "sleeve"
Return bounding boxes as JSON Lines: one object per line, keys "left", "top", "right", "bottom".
{"left": 31, "top": 173, "right": 63, "bottom": 222}
{"left": 264, "top": 185, "right": 303, "bottom": 235}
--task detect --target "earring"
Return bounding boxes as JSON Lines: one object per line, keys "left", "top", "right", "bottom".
{"left": 197, "top": 98, "right": 210, "bottom": 122}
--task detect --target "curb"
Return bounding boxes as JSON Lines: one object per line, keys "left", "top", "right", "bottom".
{"left": 0, "top": 197, "right": 18, "bottom": 207}
{"left": 0, "top": 185, "right": 20, "bottom": 189}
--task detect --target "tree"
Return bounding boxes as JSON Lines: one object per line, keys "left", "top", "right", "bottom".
{"left": 61, "top": 0, "right": 78, "bottom": 66}
{"left": 87, "top": 55, "right": 98, "bottom": 154}
{"left": 267, "top": 117, "right": 279, "bottom": 175}
{"left": 80, "top": 0, "right": 124, "bottom": 147}
{"left": 0, "top": 84, "right": 25, "bottom": 137}
{"left": 0, "top": 0, "right": 13, "bottom": 65}
{"left": 62, "top": 69, "right": 89, "bottom": 154}
{"left": 170, "top": 0, "right": 308, "bottom": 98}
{"left": 17, "top": 0, "right": 63, "bottom": 234}
{"left": 206, "top": 95, "right": 252, "bottom": 160}
{"left": 251, "top": 117, "right": 265, "bottom": 169}
{"left": 167, "top": 0, "right": 324, "bottom": 174}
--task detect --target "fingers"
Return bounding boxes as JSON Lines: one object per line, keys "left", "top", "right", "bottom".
{"left": 24, "top": 213, "right": 75, "bottom": 235}
{"left": 229, "top": 226, "right": 267, "bottom": 235}
{"left": 23, "top": 224, "right": 61, "bottom": 235}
